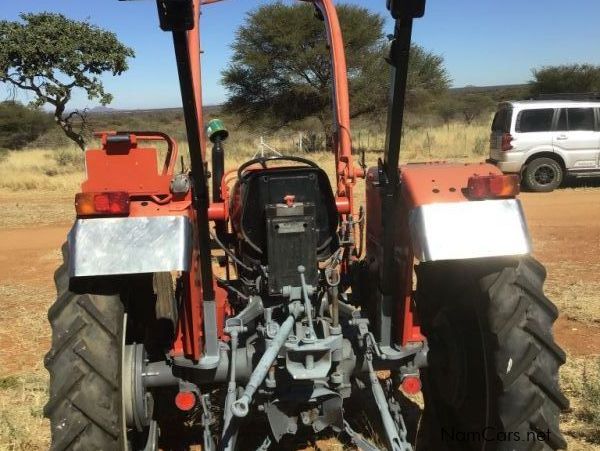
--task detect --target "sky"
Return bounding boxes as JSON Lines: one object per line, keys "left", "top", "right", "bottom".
{"left": 2, "top": 0, "right": 600, "bottom": 110}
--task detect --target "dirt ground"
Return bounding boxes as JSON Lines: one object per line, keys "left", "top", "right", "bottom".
{"left": 0, "top": 187, "right": 599, "bottom": 450}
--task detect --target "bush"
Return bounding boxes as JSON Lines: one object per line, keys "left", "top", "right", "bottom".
{"left": 0, "top": 148, "right": 8, "bottom": 163}
{"left": 52, "top": 148, "right": 84, "bottom": 168}
{"left": 0, "top": 101, "right": 53, "bottom": 149}
{"left": 301, "top": 132, "right": 325, "bottom": 153}
{"left": 457, "top": 94, "right": 495, "bottom": 125}
{"left": 531, "top": 64, "right": 600, "bottom": 96}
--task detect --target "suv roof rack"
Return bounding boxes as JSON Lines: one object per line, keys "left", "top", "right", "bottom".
{"left": 535, "top": 92, "right": 600, "bottom": 101}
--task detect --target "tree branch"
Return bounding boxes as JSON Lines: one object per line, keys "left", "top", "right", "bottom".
{"left": 1, "top": 74, "right": 60, "bottom": 107}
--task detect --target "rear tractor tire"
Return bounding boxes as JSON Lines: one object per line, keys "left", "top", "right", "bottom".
{"left": 44, "top": 245, "right": 156, "bottom": 450}
{"left": 416, "top": 256, "right": 568, "bottom": 451}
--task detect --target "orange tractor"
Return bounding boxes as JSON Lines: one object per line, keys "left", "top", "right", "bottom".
{"left": 44, "top": 0, "right": 568, "bottom": 450}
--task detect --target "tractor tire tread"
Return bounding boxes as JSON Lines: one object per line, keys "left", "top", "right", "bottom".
{"left": 524, "top": 318, "right": 566, "bottom": 364}
{"left": 44, "top": 244, "right": 123, "bottom": 451}
{"left": 486, "top": 257, "right": 568, "bottom": 450}
{"left": 418, "top": 256, "right": 568, "bottom": 451}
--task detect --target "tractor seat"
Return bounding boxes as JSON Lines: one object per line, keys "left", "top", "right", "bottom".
{"left": 237, "top": 165, "right": 339, "bottom": 262}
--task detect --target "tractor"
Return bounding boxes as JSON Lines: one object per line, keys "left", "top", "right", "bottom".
{"left": 44, "top": 0, "right": 568, "bottom": 450}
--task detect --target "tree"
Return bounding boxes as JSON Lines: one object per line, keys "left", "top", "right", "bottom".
{"left": 405, "top": 45, "right": 451, "bottom": 110}
{"left": 0, "top": 13, "right": 134, "bottom": 149}
{"left": 0, "top": 101, "right": 53, "bottom": 149}
{"left": 434, "top": 95, "right": 460, "bottom": 128}
{"left": 531, "top": 64, "right": 600, "bottom": 96}
{"left": 457, "top": 93, "right": 495, "bottom": 125}
{"left": 222, "top": 3, "right": 449, "bottom": 137}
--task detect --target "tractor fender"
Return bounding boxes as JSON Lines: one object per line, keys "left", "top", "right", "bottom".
{"left": 400, "top": 162, "right": 531, "bottom": 262}
{"left": 67, "top": 215, "right": 192, "bottom": 277}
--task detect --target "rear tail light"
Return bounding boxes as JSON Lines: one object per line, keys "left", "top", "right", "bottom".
{"left": 501, "top": 133, "right": 514, "bottom": 151}
{"left": 467, "top": 174, "right": 520, "bottom": 200}
{"left": 75, "top": 192, "right": 130, "bottom": 217}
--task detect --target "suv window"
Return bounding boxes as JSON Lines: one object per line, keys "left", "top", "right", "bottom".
{"left": 568, "top": 108, "right": 595, "bottom": 131}
{"left": 556, "top": 109, "right": 567, "bottom": 131}
{"left": 516, "top": 109, "right": 554, "bottom": 133}
{"left": 555, "top": 108, "right": 595, "bottom": 132}
{"left": 491, "top": 108, "right": 511, "bottom": 133}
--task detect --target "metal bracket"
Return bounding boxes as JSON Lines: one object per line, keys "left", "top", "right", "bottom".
{"left": 387, "top": 0, "right": 426, "bottom": 20}
{"left": 156, "top": 0, "right": 195, "bottom": 31}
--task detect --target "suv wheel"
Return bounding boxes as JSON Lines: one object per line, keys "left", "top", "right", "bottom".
{"left": 523, "top": 157, "right": 563, "bottom": 192}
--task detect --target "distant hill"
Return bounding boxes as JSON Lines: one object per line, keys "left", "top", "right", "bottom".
{"left": 450, "top": 84, "right": 531, "bottom": 101}
{"left": 88, "top": 106, "right": 117, "bottom": 114}
{"left": 84, "top": 86, "right": 530, "bottom": 117}
{"left": 450, "top": 83, "right": 528, "bottom": 93}
{"left": 87, "top": 105, "right": 223, "bottom": 116}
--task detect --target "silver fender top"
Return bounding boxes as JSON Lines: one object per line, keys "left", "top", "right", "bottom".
{"left": 409, "top": 199, "right": 531, "bottom": 262}
{"left": 68, "top": 215, "right": 192, "bottom": 277}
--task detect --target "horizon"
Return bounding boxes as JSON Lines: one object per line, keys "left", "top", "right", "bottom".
{"left": 79, "top": 83, "right": 530, "bottom": 114}
{"left": 2, "top": 0, "right": 600, "bottom": 110}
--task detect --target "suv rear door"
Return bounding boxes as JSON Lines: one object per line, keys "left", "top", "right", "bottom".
{"left": 514, "top": 107, "right": 555, "bottom": 153}
{"left": 553, "top": 107, "right": 600, "bottom": 170}
{"left": 490, "top": 106, "right": 512, "bottom": 159}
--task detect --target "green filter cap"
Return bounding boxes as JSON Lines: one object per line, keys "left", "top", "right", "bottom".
{"left": 206, "top": 118, "right": 229, "bottom": 143}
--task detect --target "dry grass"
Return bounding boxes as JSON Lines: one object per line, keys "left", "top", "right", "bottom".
{"left": 549, "top": 279, "right": 600, "bottom": 325}
{"left": 0, "top": 191, "right": 74, "bottom": 229}
{"left": 0, "top": 148, "right": 83, "bottom": 191}
{"left": 0, "top": 370, "right": 49, "bottom": 451}
{"left": 561, "top": 356, "right": 600, "bottom": 449}
{"left": 0, "top": 282, "right": 55, "bottom": 451}
{"left": 0, "top": 120, "right": 490, "bottom": 193}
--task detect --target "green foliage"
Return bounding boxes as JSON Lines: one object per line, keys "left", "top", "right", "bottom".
{"left": 0, "top": 13, "right": 134, "bottom": 149}
{"left": 487, "top": 85, "right": 529, "bottom": 102}
{"left": 406, "top": 45, "right": 451, "bottom": 109}
{"left": 456, "top": 93, "right": 495, "bottom": 124}
{"left": 0, "top": 101, "right": 53, "bottom": 149}
{"left": 435, "top": 95, "right": 460, "bottom": 125}
{"left": 222, "top": 3, "right": 449, "bottom": 132}
{"left": 432, "top": 93, "right": 495, "bottom": 126}
{"left": 531, "top": 64, "right": 600, "bottom": 96}
{"left": 53, "top": 148, "right": 84, "bottom": 167}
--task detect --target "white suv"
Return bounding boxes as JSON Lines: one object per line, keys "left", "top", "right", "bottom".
{"left": 488, "top": 100, "right": 600, "bottom": 192}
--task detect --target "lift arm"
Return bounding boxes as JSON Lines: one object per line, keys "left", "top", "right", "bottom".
{"left": 155, "top": 0, "right": 216, "bottom": 325}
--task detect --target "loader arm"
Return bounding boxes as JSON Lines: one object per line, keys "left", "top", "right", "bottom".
{"left": 156, "top": 0, "right": 218, "bottom": 364}
{"left": 376, "top": 0, "right": 426, "bottom": 348}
